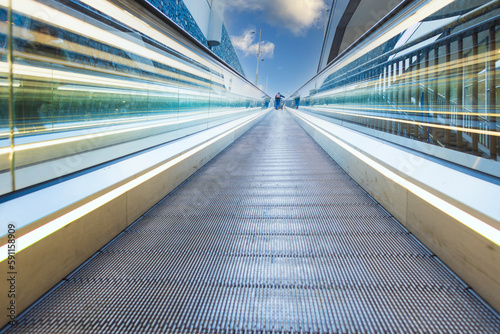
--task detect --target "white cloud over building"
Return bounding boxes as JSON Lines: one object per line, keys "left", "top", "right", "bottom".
{"left": 231, "top": 29, "right": 275, "bottom": 58}
{"left": 225, "top": 0, "right": 327, "bottom": 35}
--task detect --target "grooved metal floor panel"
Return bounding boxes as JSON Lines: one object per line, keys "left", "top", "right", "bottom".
{"left": 5, "top": 110, "right": 500, "bottom": 333}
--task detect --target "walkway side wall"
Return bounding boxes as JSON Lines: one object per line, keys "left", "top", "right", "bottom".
{"left": 0, "top": 113, "right": 267, "bottom": 330}
{"left": 292, "top": 112, "right": 500, "bottom": 314}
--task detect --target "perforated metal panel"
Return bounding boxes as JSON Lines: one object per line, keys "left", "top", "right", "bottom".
{"left": 4, "top": 110, "right": 500, "bottom": 333}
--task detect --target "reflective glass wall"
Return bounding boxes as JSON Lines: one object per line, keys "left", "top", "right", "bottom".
{"left": 0, "top": 0, "right": 267, "bottom": 196}
{"left": 290, "top": 0, "right": 499, "bottom": 177}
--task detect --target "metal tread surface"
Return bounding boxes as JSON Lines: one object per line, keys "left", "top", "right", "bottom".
{"left": 4, "top": 110, "right": 500, "bottom": 333}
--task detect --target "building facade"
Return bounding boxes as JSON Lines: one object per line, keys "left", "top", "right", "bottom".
{"left": 148, "top": 0, "right": 246, "bottom": 77}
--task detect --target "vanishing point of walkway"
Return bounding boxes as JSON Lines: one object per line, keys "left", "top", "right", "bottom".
{"left": 5, "top": 110, "right": 500, "bottom": 333}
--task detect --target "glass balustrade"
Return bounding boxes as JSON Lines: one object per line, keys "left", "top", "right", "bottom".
{"left": 289, "top": 0, "right": 499, "bottom": 177}
{"left": 0, "top": 0, "right": 268, "bottom": 196}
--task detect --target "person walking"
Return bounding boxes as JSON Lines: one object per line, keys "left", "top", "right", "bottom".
{"left": 294, "top": 96, "right": 300, "bottom": 109}
{"left": 275, "top": 92, "right": 285, "bottom": 110}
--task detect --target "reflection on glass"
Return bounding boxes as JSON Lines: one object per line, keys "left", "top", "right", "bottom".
{"left": 0, "top": 1, "right": 12, "bottom": 193}
{"left": 290, "top": 0, "right": 499, "bottom": 176}
{"left": 0, "top": 0, "right": 267, "bottom": 196}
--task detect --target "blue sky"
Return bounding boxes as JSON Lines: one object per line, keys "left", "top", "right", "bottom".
{"left": 223, "top": 0, "right": 333, "bottom": 98}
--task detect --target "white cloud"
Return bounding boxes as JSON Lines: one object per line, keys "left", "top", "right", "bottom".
{"left": 225, "top": 0, "right": 265, "bottom": 11}
{"left": 225, "top": 0, "right": 326, "bottom": 35}
{"left": 231, "top": 29, "right": 275, "bottom": 58}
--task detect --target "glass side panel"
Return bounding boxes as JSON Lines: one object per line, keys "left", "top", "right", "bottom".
{"left": 290, "top": 0, "right": 500, "bottom": 177}
{"left": 0, "top": 2, "right": 10, "bottom": 193}
{"left": 0, "top": 0, "right": 267, "bottom": 196}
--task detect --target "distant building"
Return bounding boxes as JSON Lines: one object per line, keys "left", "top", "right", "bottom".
{"left": 147, "top": 0, "right": 245, "bottom": 76}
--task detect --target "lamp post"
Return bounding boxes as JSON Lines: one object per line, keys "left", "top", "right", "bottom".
{"left": 256, "top": 59, "right": 265, "bottom": 89}
{"left": 254, "top": 29, "right": 262, "bottom": 86}
{"left": 259, "top": 68, "right": 267, "bottom": 93}
{"left": 323, "top": 8, "right": 330, "bottom": 38}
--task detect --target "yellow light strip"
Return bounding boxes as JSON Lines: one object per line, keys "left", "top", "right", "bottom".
{"left": 10, "top": 63, "right": 215, "bottom": 99}
{"left": 307, "top": 107, "right": 500, "bottom": 137}
{"left": 329, "top": 0, "right": 456, "bottom": 75}
{"left": 313, "top": 105, "right": 500, "bottom": 118}
{"left": 0, "top": 107, "right": 254, "bottom": 153}
{"left": 0, "top": 107, "right": 253, "bottom": 138}
{"left": 11, "top": 0, "right": 211, "bottom": 81}
{"left": 0, "top": 82, "right": 20, "bottom": 87}
{"left": 57, "top": 85, "right": 211, "bottom": 98}
{"left": 291, "top": 109, "right": 500, "bottom": 246}
{"left": 78, "top": 0, "right": 217, "bottom": 75}
{"left": 12, "top": 63, "right": 174, "bottom": 92}
{"left": 1, "top": 21, "right": 217, "bottom": 88}
{"left": 0, "top": 110, "right": 268, "bottom": 260}
{"left": 0, "top": 119, "right": 176, "bottom": 152}
{"left": 311, "top": 50, "right": 500, "bottom": 118}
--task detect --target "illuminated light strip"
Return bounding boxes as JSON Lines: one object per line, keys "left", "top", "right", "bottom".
{"left": 57, "top": 85, "right": 211, "bottom": 98}
{"left": 381, "top": 51, "right": 496, "bottom": 85}
{"left": 57, "top": 86, "right": 161, "bottom": 96}
{"left": 10, "top": 0, "right": 211, "bottom": 81}
{"left": 312, "top": 105, "right": 500, "bottom": 118}
{"left": 312, "top": 53, "right": 500, "bottom": 118}
{"left": 0, "top": 110, "right": 268, "bottom": 260}
{"left": 291, "top": 109, "right": 500, "bottom": 246}
{"left": 327, "top": 0, "right": 455, "bottom": 82}
{"left": 305, "top": 107, "right": 500, "bottom": 137}
{"left": 2, "top": 21, "right": 219, "bottom": 88}
{"left": 0, "top": 82, "right": 20, "bottom": 87}
{"left": 0, "top": 110, "right": 178, "bottom": 136}
{"left": 78, "top": 0, "right": 217, "bottom": 74}
{"left": 0, "top": 114, "right": 174, "bottom": 138}
{"left": 57, "top": 85, "right": 177, "bottom": 96}
{"left": 11, "top": 63, "right": 212, "bottom": 98}
{"left": 8, "top": 60, "right": 216, "bottom": 95}
{"left": 0, "top": 118, "right": 176, "bottom": 152}
{"left": 0, "top": 108, "right": 255, "bottom": 153}
{"left": 0, "top": 107, "right": 254, "bottom": 138}
{"left": 0, "top": 6, "right": 223, "bottom": 87}
{"left": 319, "top": 50, "right": 500, "bottom": 108}
{"left": 12, "top": 63, "right": 178, "bottom": 93}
